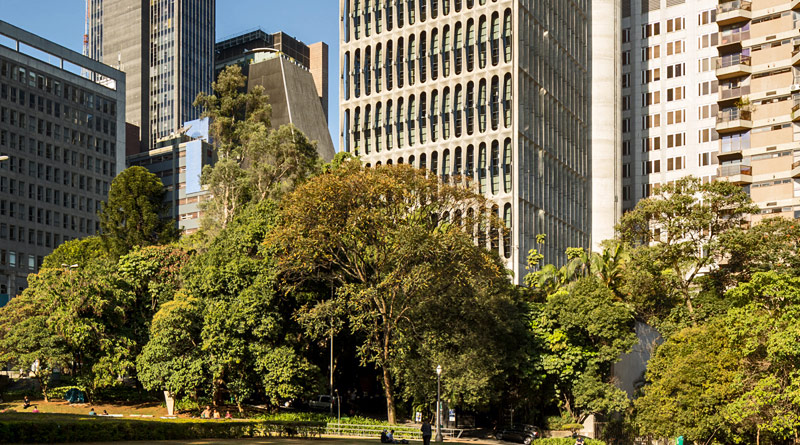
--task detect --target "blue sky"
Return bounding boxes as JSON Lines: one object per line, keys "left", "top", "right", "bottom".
{"left": 2, "top": 0, "right": 340, "bottom": 150}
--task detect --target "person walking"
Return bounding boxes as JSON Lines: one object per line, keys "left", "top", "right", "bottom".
{"left": 421, "top": 418, "right": 432, "bottom": 445}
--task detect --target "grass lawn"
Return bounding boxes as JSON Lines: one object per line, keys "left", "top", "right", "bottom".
{"left": 0, "top": 399, "right": 169, "bottom": 417}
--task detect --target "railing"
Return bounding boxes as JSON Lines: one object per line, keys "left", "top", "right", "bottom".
{"left": 719, "top": 164, "right": 752, "bottom": 177}
{"left": 793, "top": 159, "right": 800, "bottom": 169}
{"left": 719, "top": 84, "right": 750, "bottom": 100}
{"left": 719, "top": 29, "right": 750, "bottom": 46}
{"left": 716, "top": 53, "right": 752, "bottom": 69}
{"left": 324, "top": 423, "right": 464, "bottom": 439}
{"left": 717, "top": 109, "right": 752, "bottom": 123}
{"left": 717, "top": 0, "right": 752, "bottom": 14}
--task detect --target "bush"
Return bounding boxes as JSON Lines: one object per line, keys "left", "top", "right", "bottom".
{"left": 537, "top": 439, "right": 606, "bottom": 445}
{"left": 0, "top": 414, "right": 327, "bottom": 443}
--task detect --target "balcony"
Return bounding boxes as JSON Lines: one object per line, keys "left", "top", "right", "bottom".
{"left": 793, "top": 0, "right": 800, "bottom": 11}
{"left": 718, "top": 164, "right": 753, "bottom": 185}
{"left": 717, "top": 1, "right": 752, "bottom": 25}
{"left": 717, "top": 147, "right": 744, "bottom": 162}
{"left": 793, "top": 46, "right": 800, "bottom": 66}
{"left": 716, "top": 54, "right": 752, "bottom": 79}
{"left": 719, "top": 84, "right": 750, "bottom": 102}
{"left": 716, "top": 109, "right": 753, "bottom": 133}
{"left": 718, "top": 29, "right": 750, "bottom": 49}
{"left": 793, "top": 100, "right": 800, "bottom": 121}
{"left": 792, "top": 160, "right": 800, "bottom": 178}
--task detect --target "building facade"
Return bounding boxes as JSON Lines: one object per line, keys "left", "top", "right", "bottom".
{"left": 127, "top": 118, "right": 214, "bottom": 235}
{"left": 215, "top": 31, "right": 335, "bottom": 160}
{"left": 620, "top": 0, "right": 722, "bottom": 214}
{"left": 339, "top": 0, "right": 593, "bottom": 281}
{"left": 88, "top": 0, "right": 214, "bottom": 152}
{"left": 0, "top": 20, "right": 126, "bottom": 303}
{"left": 215, "top": 30, "right": 330, "bottom": 122}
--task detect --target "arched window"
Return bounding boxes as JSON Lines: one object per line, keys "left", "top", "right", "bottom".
{"left": 385, "top": 0, "right": 393, "bottom": 32}
{"left": 398, "top": 157, "right": 404, "bottom": 164}
{"left": 353, "top": 0, "right": 361, "bottom": 39}
{"left": 419, "top": 152, "right": 427, "bottom": 170}
{"left": 442, "top": 87, "right": 451, "bottom": 139}
{"left": 442, "top": 26, "right": 451, "bottom": 77}
{"left": 419, "top": 31, "right": 427, "bottom": 83}
{"left": 466, "top": 81, "right": 475, "bottom": 135}
{"left": 353, "top": 106, "right": 361, "bottom": 155}
{"left": 466, "top": 19, "right": 475, "bottom": 72}
{"left": 408, "top": 0, "right": 416, "bottom": 25}
{"left": 375, "top": 0, "right": 383, "bottom": 33}
{"left": 408, "top": 94, "right": 416, "bottom": 146}
{"left": 430, "top": 29, "right": 439, "bottom": 80}
{"left": 478, "top": 79, "right": 487, "bottom": 133}
{"left": 491, "top": 12, "right": 500, "bottom": 66}
{"left": 419, "top": 0, "right": 426, "bottom": 21}
{"left": 343, "top": 51, "right": 351, "bottom": 100}
{"left": 408, "top": 154, "right": 415, "bottom": 166}
{"left": 396, "top": 38, "right": 405, "bottom": 88}
{"left": 431, "top": 0, "right": 438, "bottom": 19}
{"left": 491, "top": 204, "right": 500, "bottom": 254}
{"left": 466, "top": 144, "right": 474, "bottom": 184}
{"left": 344, "top": 0, "right": 351, "bottom": 42}
{"left": 364, "top": 105, "right": 372, "bottom": 154}
{"left": 478, "top": 142, "right": 487, "bottom": 194}
{"left": 490, "top": 75, "right": 499, "bottom": 130}
{"left": 478, "top": 15, "right": 488, "bottom": 69}
{"left": 419, "top": 92, "right": 427, "bottom": 145}
{"left": 343, "top": 108, "right": 351, "bottom": 152}
{"left": 364, "top": 46, "right": 372, "bottom": 96}
{"left": 354, "top": 49, "right": 362, "bottom": 98}
{"left": 442, "top": 0, "right": 450, "bottom": 15}
{"left": 386, "top": 40, "right": 394, "bottom": 90}
{"left": 503, "top": 203, "right": 512, "bottom": 259}
{"left": 454, "top": 0, "right": 462, "bottom": 13}
{"left": 408, "top": 34, "right": 416, "bottom": 85}
{"left": 454, "top": 84, "right": 463, "bottom": 137}
{"left": 364, "top": 0, "right": 372, "bottom": 36}
{"left": 442, "top": 149, "right": 451, "bottom": 182}
{"left": 386, "top": 99, "right": 394, "bottom": 150}
{"left": 503, "top": 9, "right": 512, "bottom": 64}
{"left": 375, "top": 102, "right": 383, "bottom": 152}
{"left": 375, "top": 44, "right": 383, "bottom": 93}
{"left": 490, "top": 140, "right": 500, "bottom": 194}
{"left": 454, "top": 22, "right": 463, "bottom": 75}
{"left": 431, "top": 151, "right": 438, "bottom": 176}
{"left": 467, "top": 0, "right": 474, "bottom": 9}
{"left": 503, "top": 73, "right": 512, "bottom": 128}
{"left": 454, "top": 147, "right": 462, "bottom": 177}
{"left": 503, "top": 137, "right": 512, "bottom": 193}
{"left": 430, "top": 89, "right": 439, "bottom": 142}
{"left": 397, "top": 0, "right": 404, "bottom": 27}
{"left": 396, "top": 97, "right": 405, "bottom": 148}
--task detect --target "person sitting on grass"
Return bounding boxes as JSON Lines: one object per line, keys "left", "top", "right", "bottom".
{"left": 201, "top": 405, "right": 211, "bottom": 419}
{"left": 225, "top": 410, "right": 232, "bottom": 419}
{"left": 31, "top": 405, "right": 39, "bottom": 413}
{"left": 213, "top": 409, "right": 221, "bottom": 419}
{"left": 88, "top": 407, "right": 96, "bottom": 416}
{"left": 102, "top": 410, "right": 108, "bottom": 416}
{"left": 23, "top": 396, "right": 31, "bottom": 409}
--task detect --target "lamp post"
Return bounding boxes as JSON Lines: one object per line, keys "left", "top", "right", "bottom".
{"left": 435, "top": 365, "right": 443, "bottom": 442}
{"left": 0, "top": 155, "right": 8, "bottom": 162}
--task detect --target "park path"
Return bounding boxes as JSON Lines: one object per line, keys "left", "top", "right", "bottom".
{"left": 65, "top": 437, "right": 502, "bottom": 445}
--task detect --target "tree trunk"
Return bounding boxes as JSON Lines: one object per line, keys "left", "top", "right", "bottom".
{"left": 383, "top": 364, "right": 396, "bottom": 424}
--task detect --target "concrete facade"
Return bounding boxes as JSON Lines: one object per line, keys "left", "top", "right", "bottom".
{"left": 591, "top": 0, "right": 623, "bottom": 250}
{"left": 0, "top": 20, "right": 126, "bottom": 302}
{"left": 89, "top": 0, "right": 214, "bottom": 151}
{"left": 339, "top": 0, "right": 592, "bottom": 282}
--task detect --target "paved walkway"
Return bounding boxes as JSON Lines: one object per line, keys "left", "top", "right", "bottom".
{"left": 66, "top": 437, "right": 501, "bottom": 445}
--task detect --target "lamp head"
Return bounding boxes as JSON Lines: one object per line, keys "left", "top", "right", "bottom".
{"left": 436, "top": 365, "right": 442, "bottom": 375}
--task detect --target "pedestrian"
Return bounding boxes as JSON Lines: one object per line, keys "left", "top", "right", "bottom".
{"left": 421, "top": 418, "right": 432, "bottom": 445}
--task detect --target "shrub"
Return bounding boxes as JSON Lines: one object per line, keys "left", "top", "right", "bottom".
{"left": 0, "top": 414, "right": 326, "bottom": 443}
{"left": 537, "top": 439, "right": 606, "bottom": 445}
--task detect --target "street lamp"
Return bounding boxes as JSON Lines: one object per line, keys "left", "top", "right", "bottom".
{"left": 0, "top": 155, "right": 8, "bottom": 162}
{"left": 435, "top": 365, "right": 443, "bottom": 443}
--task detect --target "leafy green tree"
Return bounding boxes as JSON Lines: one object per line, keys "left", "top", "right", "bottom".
{"left": 41, "top": 236, "right": 110, "bottom": 269}
{"left": 272, "top": 161, "right": 510, "bottom": 423}
{"left": 617, "top": 177, "right": 757, "bottom": 325}
{"left": 0, "top": 282, "right": 71, "bottom": 401}
{"left": 531, "top": 277, "right": 636, "bottom": 422}
{"left": 195, "top": 65, "right": 320, "bottom": 231}
{"left": 99, "top": 166, "right": 180, "bottom": 257}
{"left": 136, "top": 292, "right": 207, "bottom": 402}
{"left": 183, "top": 200, "right": 316, "bottom": 410}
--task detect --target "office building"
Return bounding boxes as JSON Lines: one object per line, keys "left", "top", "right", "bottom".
{"left": 127, "top": 118, "right": 213, "bottom": 235}
{"left": 88, "top": 0, "right": 215, "bottom": 151}
{"left": 339, "top": 0, "right": 593, "bottom": 281}
{"left": 0, "top": 21, "right": 126, "bottom": 304}
{"left": 216, "top": 31, "right": 335, "bottom": 161}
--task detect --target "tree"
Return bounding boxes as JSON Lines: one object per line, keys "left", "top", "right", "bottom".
{"left": 195, "top": 65, "right": 321, "bottom": 230}
{"left": 271, "top": 161, "right": 510, "bottom": 423}
{"left": 531, "top": 277, "right": 636, "bottom": 422}
{"left": 617, "top": 177, "right": 757, "bottom": 325}
{"left": 182, "top": 200, "right": 316, "bottom": 410}
{"left": 41, "top": 236, "right": 110, "bottom": 269}
{"left": 99, "top": 166, "right": 180, "bottom": 257}
{"left": 0, "top": 284, "right": 71, "bottom": 402}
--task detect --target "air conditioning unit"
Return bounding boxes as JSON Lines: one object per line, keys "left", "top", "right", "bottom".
{"left": 791, "top": 84, "right": 800, "bottom": 92}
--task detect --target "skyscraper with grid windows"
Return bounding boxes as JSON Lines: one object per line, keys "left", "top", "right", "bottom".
{"left": 339, "top": 0, "right": 606, "bottom": 282}
{"left": 88, "top": 0, "right": 214, "bottom": 152}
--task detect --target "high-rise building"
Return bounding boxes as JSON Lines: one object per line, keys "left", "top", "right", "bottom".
{"left": 621, "top": 0, "right": 722, "bottom": 215}
{"left": 88, "top": 0, "right": 214, "bottom": 152}
{"left": 339, "top": 0, "right": 593, "bottom": 281}
{"left": 622, "top": 0, "right": 800, "bottom": 223}
{"left": 215, "top": 30, "right": 335, "bottom": 160}
{"left": 0, "top": 21, "right": 126, "bottom": 303}
{"left": 215, "top": 30, "right": 330, "bottom": 122}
